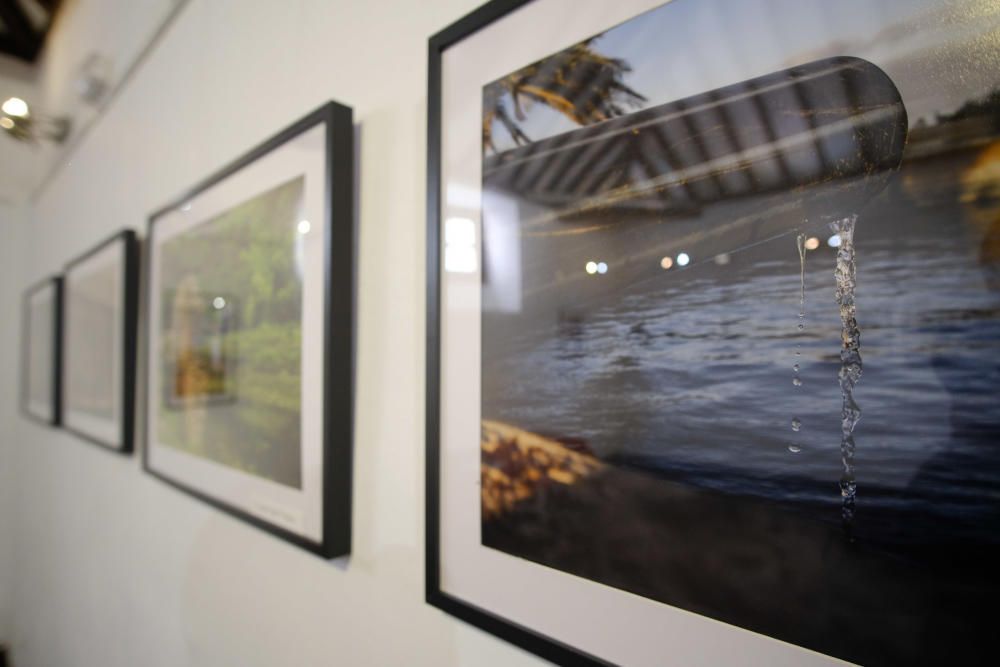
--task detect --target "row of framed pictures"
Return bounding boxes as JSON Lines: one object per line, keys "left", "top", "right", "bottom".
{"left": 21, "top": 101, "right": 354, "bottom": 558}
{"left": 19, "top": 0, "right": 1000, "bottom": 664}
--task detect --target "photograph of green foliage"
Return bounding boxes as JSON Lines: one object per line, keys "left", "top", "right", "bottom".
{"left": 157, "top": 176, "right": 304, "bottom": 487}
{"left": 145, "top": 101, "right": 354, "bottom": 557}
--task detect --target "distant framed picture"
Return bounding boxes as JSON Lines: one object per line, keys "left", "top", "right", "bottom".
{"left": 62, "top": 230, "right": 140, "bottom": 452}
{"left": 21, "top": 276, "right": 62, "bottom": 426}
{"left": 428, "top": 0, "right": 1000, "bottom": 664}
{"left": 145, "top": 102, "right": 354, "bottom": 557}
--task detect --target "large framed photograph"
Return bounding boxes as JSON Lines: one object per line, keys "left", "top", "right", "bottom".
{"left": 427, "top": 1, "right": 1000, "bottom": 664}
{"left": 62, "top": 230, "right": 139, "bottom": 452}
{"left": 145, "top": 102, "right": 354, "bottom": 557}
{"left": 21, "top": 276, "right": 63, "bottom": 426}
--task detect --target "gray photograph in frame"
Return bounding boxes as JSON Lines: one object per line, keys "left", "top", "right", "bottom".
{"left": 143, "top": 101, "right": 354, "bottom": 558}
{"left": 21, "top": 276, "right": 62, "bottom": 427}
{"left": 62, "top": 229, "right": 140, "bottom": 453}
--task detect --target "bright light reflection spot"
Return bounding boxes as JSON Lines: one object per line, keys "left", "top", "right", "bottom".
{"left": 297, "top": 219, "right": 311, "bottom": 234}
{"left": 596, "top": 262, "right": 608, "bottom": 274}
{"left": 445, "top": 217, "right": 476, "bottom": 247}
{"left": 212, "top": 297, "right": 226, "bottom": 310}
{"left": 714, "top": 253, "right": 730, "bottom": 266}
{"left": 828, "top": 234, "right": 842, "bottom": 248}
{"left": 2, "top": 97, "right": 28, "bottom": 117}
{"left": 677, "top": 252, "right": 690, "bottom": 267}
{"left": 445, "top": 246, "right": 477, "bottom": 273}
{"left": 660, "top": 256, "right": 673, "bottom": 270}
{"left": 585, "top": 261, "right": 598, "bottom": 275}
{"left": 444, "top": 218, "right": 478, "bottom": 273}
{"left": 181, "top": 203, "right": 192, "bottom": 212}
{"left": 0, "top": 118, "right": 12, "bottom": 130}
{"left": 805, "top": 236, "right": 820, "bottom": 251}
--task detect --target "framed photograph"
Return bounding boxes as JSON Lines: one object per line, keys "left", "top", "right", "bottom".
{"left": 62, "top": 230, "right": 140, "bottom": 452}
{"left": 144, "top": 101, "right": 354, "bottom": 558}
{"left": 21, "top": 276, "right": 62, "bottom": 426}
{"left": 427, "top": 1, "right": 1000, "bottom": 664}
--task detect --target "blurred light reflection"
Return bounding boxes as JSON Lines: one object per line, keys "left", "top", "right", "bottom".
{"left": 445, "top": 217, "right": 478, "bottom": 273}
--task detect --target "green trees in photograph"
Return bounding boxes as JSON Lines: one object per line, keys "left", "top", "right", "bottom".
{"left": 158, "top": 175, "right": 306, "bottom": 488}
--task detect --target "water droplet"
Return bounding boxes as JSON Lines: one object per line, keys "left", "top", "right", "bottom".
{"left": 797, "top": 323, "right": 804, "bottom": 330}
{"left": 795, "top": 350, "right": 801, "bottom": 356}
{"left": 793, "top": 363, "right": 800, "bottom": 372}
{"left": 793, "top": 377, "right": 802, "bottom": 386}
{"left": 791, "top": 417, "right": 801, "bottom": 432}
{"left": 788, "top": 445, "right": 801, "bottom": 453}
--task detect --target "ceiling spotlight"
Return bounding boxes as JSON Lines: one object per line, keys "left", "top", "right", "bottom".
{"left": 2, "top": 97, "right": 29, "bottom": 117}
{"left": 0, "top": 98, "right": 70, "bottom": 144}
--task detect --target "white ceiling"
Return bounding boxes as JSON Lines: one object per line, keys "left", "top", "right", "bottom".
{"left": 0, "top": 0, "right": 186, "bottom": 204}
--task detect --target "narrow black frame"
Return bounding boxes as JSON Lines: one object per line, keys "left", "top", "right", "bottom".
{"left": 20, "top": 275, "right": 63, "bottom": 427}
{"left": 61, "top": 229, "right": 140, "bottom": 454}
{"left": 144, "top": 101, "right": 354, "bottom": 558}
{"left": 426, "top": 2, "right": 609, "bottom": 664}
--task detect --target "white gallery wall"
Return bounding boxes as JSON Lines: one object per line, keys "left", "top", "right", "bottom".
{"left": 0, "top": 1, "right": 550, "bottom": 665}
{"left": 0, "top": 201, "right": 27, "bottom": 648}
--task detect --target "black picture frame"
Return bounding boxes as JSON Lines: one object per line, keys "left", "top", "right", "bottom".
{"left": 61, "top": 229, "right": 140, "bottom": 454}
{"left": 427, "top": 0, "right": 1000, "bottom": 664}
{"left": 20, "top": 275, "right": 63, "bottom": 428}
{"left": 427, "top": 2, "right": 607, "bottom": 664}
{"left": 143, "top": 101, "right": 354, "bottom": 558}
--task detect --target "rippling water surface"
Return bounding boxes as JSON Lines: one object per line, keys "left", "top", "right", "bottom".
{"left": 483, "top": 200, "right": 1000, "bottom": 546}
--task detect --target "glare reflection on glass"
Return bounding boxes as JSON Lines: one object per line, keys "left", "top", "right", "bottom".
{"left": 445, "top": 217, "right": 478, "bottom": 273}
{"left": 677, "top": 252, "right": 691, "bottom": 266}
{"left": 0, "top": 118, "right": 12, "bottom": 130}
{"left": 585, "top": 261, "right": 598, "bottom": 275}
{"left": 445, "top": 217, "right": 476, "bottom": 246}
{"left": 713, "top": 253, "right": 730, "bottom": 266}
{"left": 181, "top": 203, "right": 192, "bottom": 212}
{"left": 597, "top": 262, "right": 608, "bottom": 274}
{"left": 297, "top": 219, "right": 311, "bottom": 235}
{"left": 212, "top": 297, "right": 226, "bottom": 310}
{"left": 828, "top": 234, "right": 842, "bottom": 248}
{"left": 660, "top": 256, "right": 673, "bottom": 270}
{"left": 1, "top": 97, "right": 28, "bottom": 117}
{"left": 805, "top": 236, "right": 820, "bottom": 251}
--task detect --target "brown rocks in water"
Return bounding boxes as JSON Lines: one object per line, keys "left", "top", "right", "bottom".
{"left": 481, "top": 420, "right": 603, "bottom": 520}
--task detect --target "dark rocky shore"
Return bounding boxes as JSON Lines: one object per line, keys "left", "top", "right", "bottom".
{"left": 481, "top": 423, "right": 996, "bottom": 666}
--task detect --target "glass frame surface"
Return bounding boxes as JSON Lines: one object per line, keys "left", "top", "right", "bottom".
{"left": 427, "top": 0, "right": 1000, "bottom": 664}
{"left": 61, "top": 229, "right": 139, "bottom": 453}
{"left": 21, "top": 276, "right": 63, "bottom": 427}
{"left": 144, "top": 101, "right": 354, "bottom": 558}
